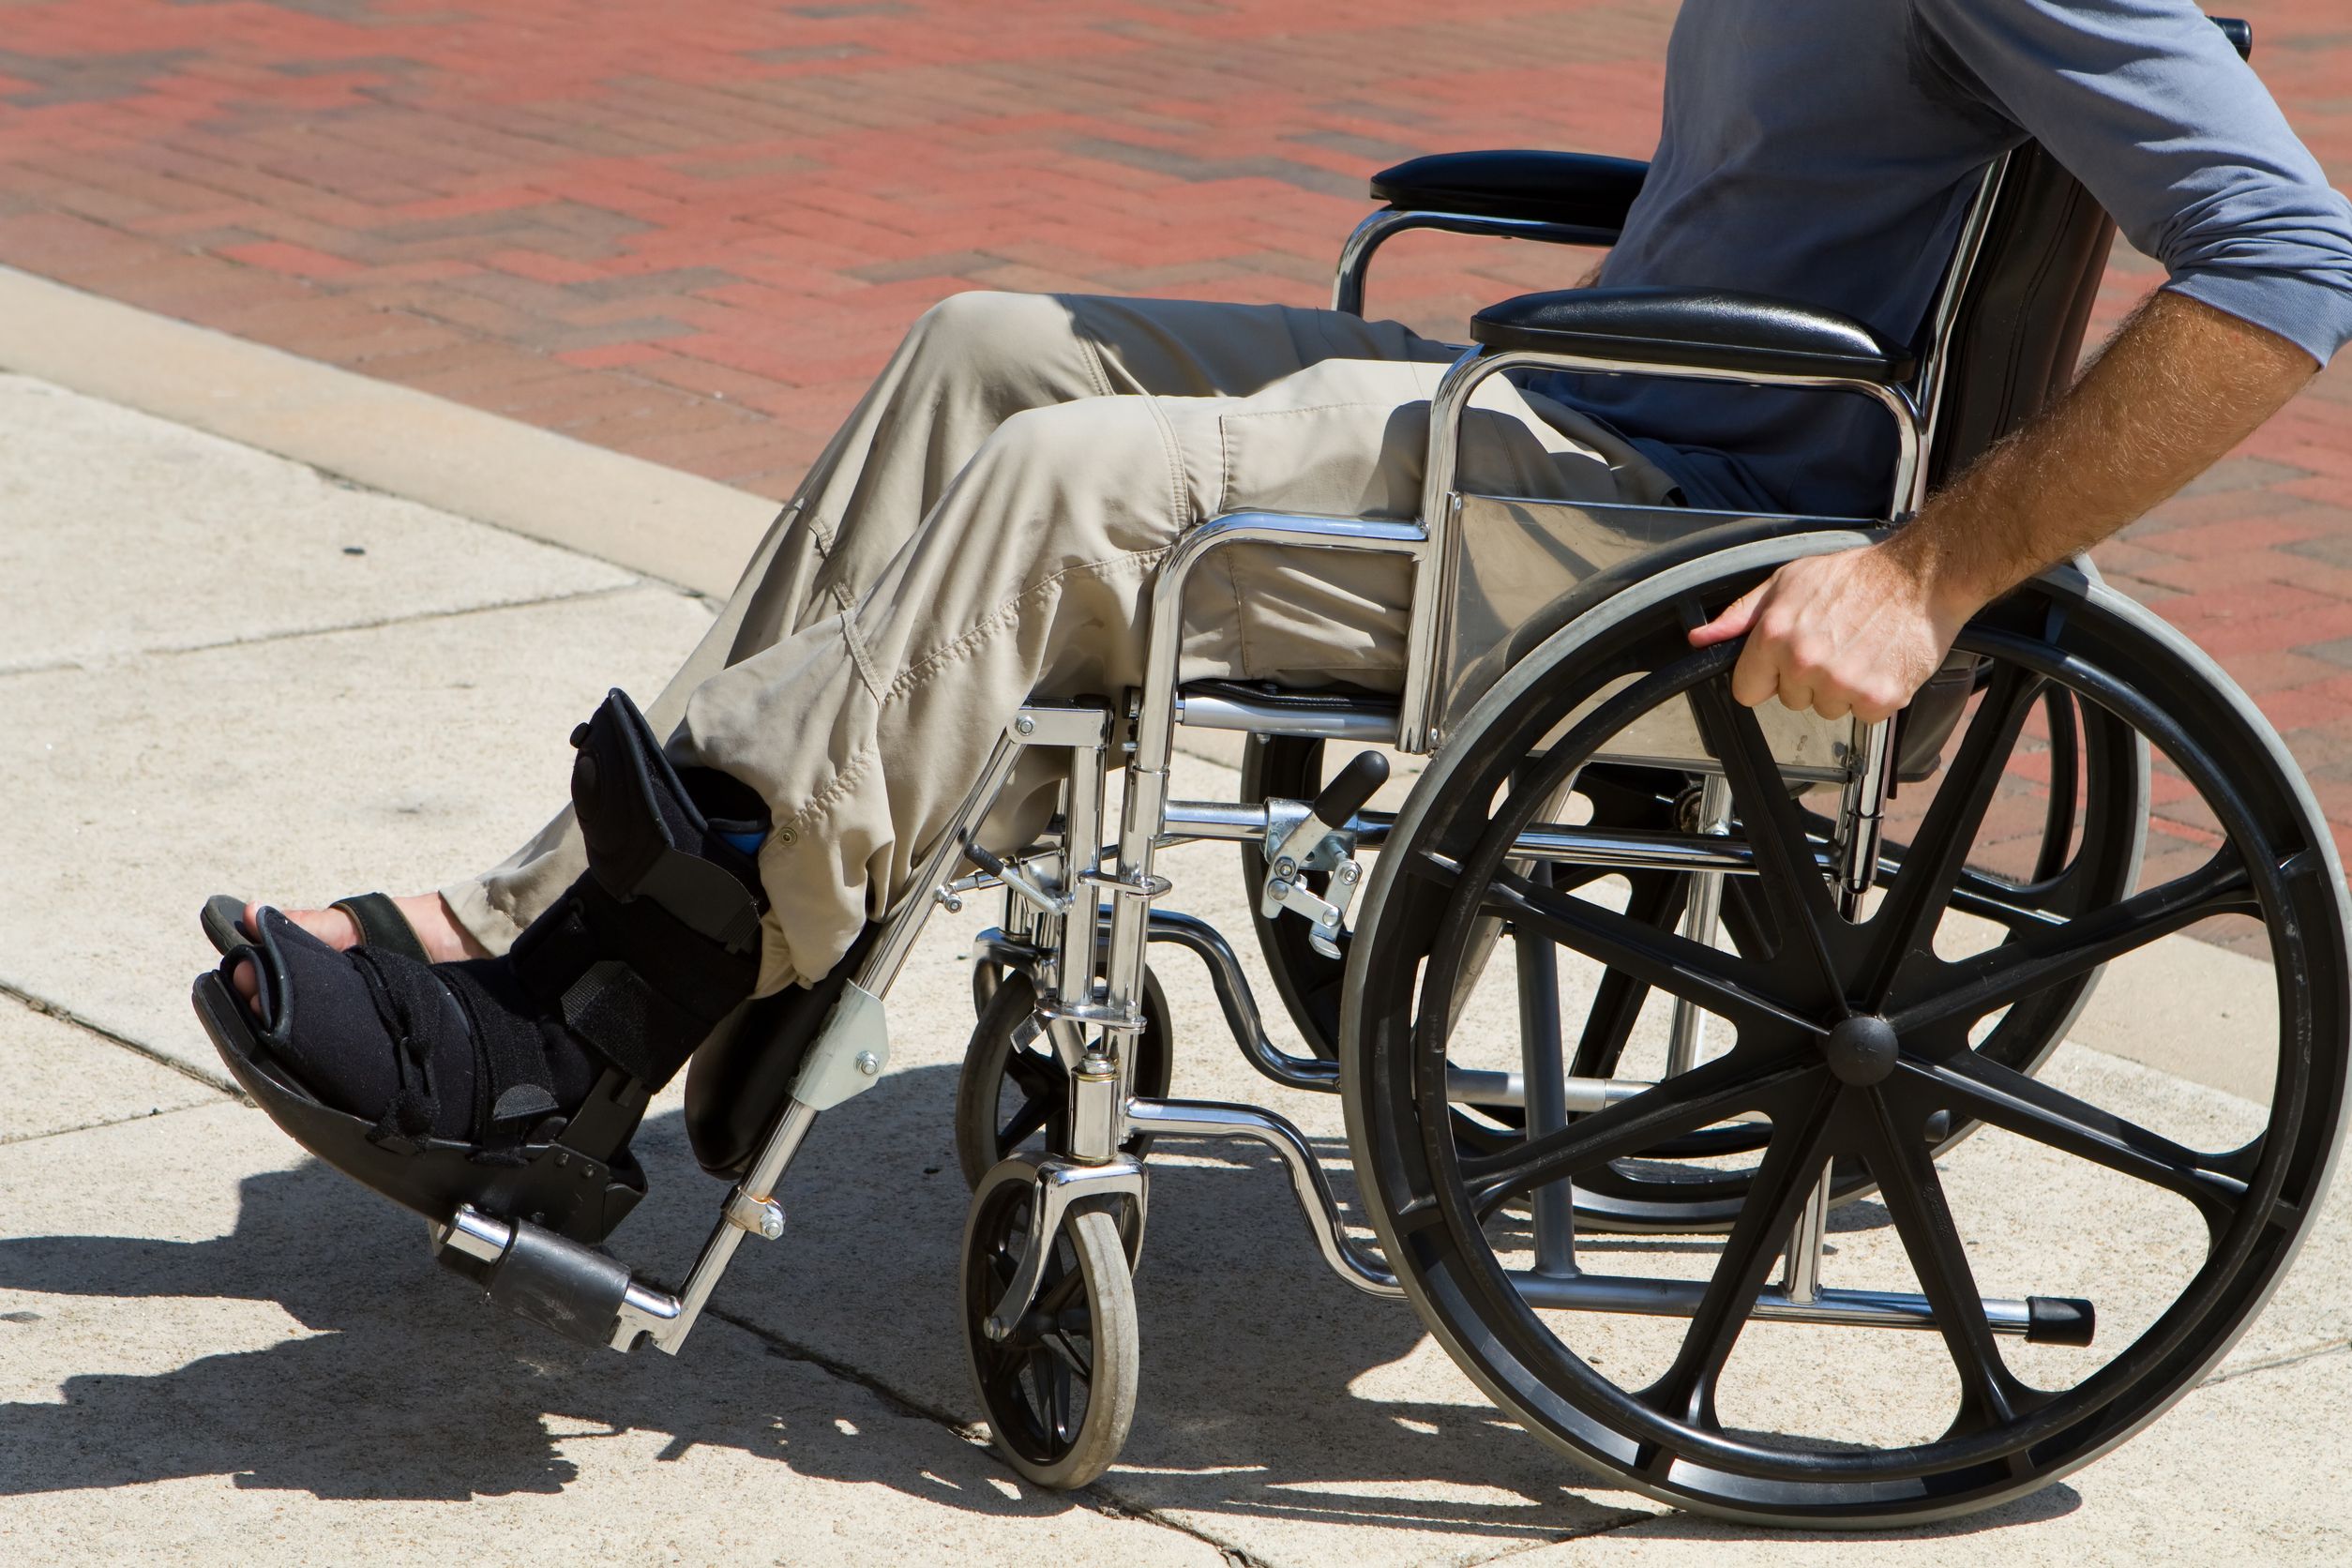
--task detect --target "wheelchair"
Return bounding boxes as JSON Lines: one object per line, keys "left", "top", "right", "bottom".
{"left": 318, "top": 15, "right": 2345, "bottom": 1530}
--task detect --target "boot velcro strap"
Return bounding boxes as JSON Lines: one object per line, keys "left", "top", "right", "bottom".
{"left": 508, "top": 887, "right": 746, "bottom": 1092}
{"left": 434, "top": 960, "right": 564, "bottom": 1133}
{"left": 555, "top": 960, "right": 708, "bottom": 1089}
{"left": 637, "top": 847, "right": 763, "bottom": 953}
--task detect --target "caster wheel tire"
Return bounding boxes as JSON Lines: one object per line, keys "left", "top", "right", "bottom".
{"left": 961, "top": 1167, "right": 1140, "bottom": 1490}
{"left": 1345, "top": 543, "right": 2350, "bottom": 1525}
{"left": 954, "top": 965, "right": 1176, "bottom": 1189}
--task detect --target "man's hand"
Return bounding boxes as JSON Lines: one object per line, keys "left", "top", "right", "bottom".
{"left": 1689, "top": 291, "right": 2317, "bottom": 720}
{"left": 1688, "top": 541, "right": 1974, "bottom": 723}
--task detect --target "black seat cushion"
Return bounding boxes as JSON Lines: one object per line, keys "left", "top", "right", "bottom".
{"left": 1471, "top": 286, "right": 1916, "bottom": 385}
{"left": 1370, "top": 150, "right": 1649, "bottom": 233}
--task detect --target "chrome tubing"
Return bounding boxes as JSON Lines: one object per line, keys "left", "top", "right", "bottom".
{"left": 1334, "top": 208, "right": 1620, "bottom": 317}
{"left": 1144, "top": 910, "right": 1338, "bottom": 1091}
{"left": 1126, "top": 1096, "right": 1403, "bottom": 1298}
{"left": 1159, "top": 799, "right": 1395, "bottom": 851}
{"left": 1114, "top": 511, "right": 1426, "bottom": 1023}
{"left": 642, "top": 706, "right": 1097, "bottom": 1359}
{"left": 1141, "top": 912, "right": 1645, "bottom": 1108}
{"left": 1907, "top": 157, "right": 2011, "bottom": 516}
{"left": 862, "top": 725, "right": 1027, "bottom": 1001}
{"left": 1666, "top": 775, "right": 1733, "bottom": 1078}
{"left": 637, "top": 1100, "right": 820, "bottom": 1354}
{"left": 1440, "top": 1066, "right": 1651, "bottom": 1113}
{"left": 1056, "top": 727, "right": 1108, "bottom": 1006}
{"left": 1834, "top": 717, "right": 1899, "bottom": 916}
{"left": 1782, "top": 1168, "right": 1832, "bottom": 1307}
{"left": 1513, "top": 1271, "right": 2055, "bottom": 1336}
{"left": 1175, "top": 689, "right": 1401, "bottom": 742}
{"left": 1410, "top": 344, "right": 1924, "bottom": 751}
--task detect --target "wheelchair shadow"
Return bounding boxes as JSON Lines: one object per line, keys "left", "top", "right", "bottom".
{"left": 0, "top": 1063, "right": 2080, "bottom": 1546}
{"left": 0, "top": 1108, "right": 1060, "bottom": 1517}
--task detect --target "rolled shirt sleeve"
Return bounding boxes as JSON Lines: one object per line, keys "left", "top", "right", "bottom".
{"left": 1913, "top": 0, "right": 2352, "bottom": 365}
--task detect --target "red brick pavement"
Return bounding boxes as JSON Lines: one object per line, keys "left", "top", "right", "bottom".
{"left": 2, "top": 0, "right": 2349, "bottom": 898}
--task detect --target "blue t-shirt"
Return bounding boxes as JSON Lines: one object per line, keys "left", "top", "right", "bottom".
{"left": 1551, "top": 0, "right": 2352, "bottom": 518}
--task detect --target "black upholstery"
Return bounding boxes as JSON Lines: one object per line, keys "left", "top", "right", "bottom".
{"left": 1470, "top": 286, "right": 1916, "bottom": 386}
{"left": 1370, "top": 150, "right": 1647, "bottom": 235}
{"left": 1922, "top": 143, "right": 2118, "bottom": 489}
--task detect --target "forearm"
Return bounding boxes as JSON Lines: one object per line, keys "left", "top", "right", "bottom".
{"left": 1881, "top": 289, "right": 2318, "bottom": 619}
{"left": 1692, "top": 287, "right": 2327, "bottom": 722}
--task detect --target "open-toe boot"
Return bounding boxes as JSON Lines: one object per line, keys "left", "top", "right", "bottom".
{"left": 192, "top": 688, "right": 770, "bottom": 1244}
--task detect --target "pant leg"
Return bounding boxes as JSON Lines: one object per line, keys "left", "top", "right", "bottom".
{"left": 679, "top": 352, "right": 1680, "bottom": 996}
{"left": 444, "top": 293, "right": 1453, "bottom": 951}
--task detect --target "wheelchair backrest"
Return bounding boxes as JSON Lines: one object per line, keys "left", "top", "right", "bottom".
{"left": 1922, "top": 16, "right": 2254, "bottom": 492}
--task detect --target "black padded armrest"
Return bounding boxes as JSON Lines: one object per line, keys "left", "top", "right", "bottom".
{"left": 1471, "top": 286, "right": 1916, "bottom": 385}
{"left": 1369, "top": 150, "right": 1649, "bottom": 233}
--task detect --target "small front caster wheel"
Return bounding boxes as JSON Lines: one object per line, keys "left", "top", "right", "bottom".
{"left": 960, "top": 1167, "right": 1140, "bottom": 1490}
{"left": 954, "top": 965, "right": 1174, "bottom": 1188}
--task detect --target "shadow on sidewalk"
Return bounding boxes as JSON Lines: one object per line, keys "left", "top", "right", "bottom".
{"left": 0, "top": 1063, "right": 2080, "bottom": 1545}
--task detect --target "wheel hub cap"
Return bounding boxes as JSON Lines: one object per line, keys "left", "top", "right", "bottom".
{"left": 1822, "top": 1014, "right": 1899, "bottom": 1085}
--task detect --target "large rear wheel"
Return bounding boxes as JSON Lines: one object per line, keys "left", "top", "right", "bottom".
{"left": 1344, "top": 546, "right": 2348, "bottom": 1526}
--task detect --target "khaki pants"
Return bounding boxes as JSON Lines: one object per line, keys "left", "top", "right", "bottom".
{"left": 445, "top": 293, "right": 1678, "bottom": 994}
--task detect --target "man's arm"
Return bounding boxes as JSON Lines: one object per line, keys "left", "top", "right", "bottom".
{"left": 1689, "top": 290, "right": 2316, "bottom": 721}
{"left": 1692, "top": 0, "right": 2352, "bottom": 719}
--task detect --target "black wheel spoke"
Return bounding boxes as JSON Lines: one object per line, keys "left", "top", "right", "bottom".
{"left": 1038, "top": 1350, "right": 1073, "bottom": 1443}
{"left": 1857, "top": 1088, "right": 2042, "bottom": 1434}
{"left": 1894, "top": 1055, "right": 2248, "bottom": 1232}
{"left": 1004, "top": 1044, "right": 1061, "bottom": 1099}
{"left": 1484, "top": 869, "right": 1823, "bottom": 1041}
{"left": 1033, "top": 1252, "right": 1085, "bottom": 1319}
{"left": 1863, "top": 667, "right": 2045, "bottom": 1003}
{"left": 998, "top": 1097, "right": 1053, "bottom": 1150}
{"left": 1890, "top": 851, "right": 2257, "bottom": 1036}
{"left": 1041, "top": 1325, "right": 1094, "bottom": 1380}
{"left": 1565, "top": 875, "right": 1683, "bottom": 1082}
{"left": 1464, "top": 1055, "right": 1821, "bottom": 1213}
{"left": 1641, "top": 1080, "right": 1841, "bottom": 1428}
{"left": 1336, "top": 573, "right": 2348, "bottom": 1514}
{"left": 1685, "top": 679, "right": 1844, "bottom": 986}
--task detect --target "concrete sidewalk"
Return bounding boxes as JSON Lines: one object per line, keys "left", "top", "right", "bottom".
{"left": 1, "top": 369, "right": 2346, "bottom": 1566}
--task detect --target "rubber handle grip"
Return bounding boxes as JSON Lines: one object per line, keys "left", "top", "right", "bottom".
{"left": 1311, "top": 750, "right": 1391, "bottom": 827}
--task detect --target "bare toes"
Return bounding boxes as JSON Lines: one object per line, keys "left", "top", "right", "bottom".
{"left": 244, "top": 901, "right": 363, "bottom": 951}
{"left": 231, "top": 957, "right": 260, "bottom": 1015}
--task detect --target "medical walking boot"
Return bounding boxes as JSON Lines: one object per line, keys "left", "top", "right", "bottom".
{"left": 192, "top": 688, "right": 769, "bottom": 1244}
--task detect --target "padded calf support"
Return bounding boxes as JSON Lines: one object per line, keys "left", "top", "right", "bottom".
{"left": 508, "top": 689, "right": 770, "bottom": 1093}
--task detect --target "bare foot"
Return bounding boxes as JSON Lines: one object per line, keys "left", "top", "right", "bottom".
{"left": 229, "top": 893, "right": 489, "bottom": 1010}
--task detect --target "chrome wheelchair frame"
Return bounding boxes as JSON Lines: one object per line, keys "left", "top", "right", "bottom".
{"left": 431, "top": 68, "right": 2349, "bottom": 1524}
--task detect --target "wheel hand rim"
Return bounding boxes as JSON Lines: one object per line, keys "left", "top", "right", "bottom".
{"left": 1361, "top": 582, "right": 2343, "bottom": 1504}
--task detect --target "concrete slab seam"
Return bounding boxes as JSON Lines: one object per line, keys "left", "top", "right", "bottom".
{"left": 0, "top": 579, "right": 663, "bottom": 682}
{"left": 2201, "top": 1336, "right": 2352, "bottom": 1387}
{"left": 1453, "top": 1507, "right": 1666, "bottom": 1566}
{"left": 0, "top": 1097, "right": 226, "bottom": 1150}
{"left": 0, "top": 978, "right": 243, "bottom": 1098}
{"left": 682, "top": 1290, "right": 1288, "bottom": 1566}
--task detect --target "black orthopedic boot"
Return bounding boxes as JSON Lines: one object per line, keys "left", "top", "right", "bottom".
{"left": 192, "top": 689, "right": 770, "bottom": 1243}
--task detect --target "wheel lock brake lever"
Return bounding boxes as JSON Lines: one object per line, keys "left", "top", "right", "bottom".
{"left": 1260, "top": 749, "right": 1390, "bottom": 959}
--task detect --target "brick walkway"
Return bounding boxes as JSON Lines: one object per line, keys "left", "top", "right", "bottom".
{"left": 2, "top": 0, "right": 2349, "bottom": 897}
